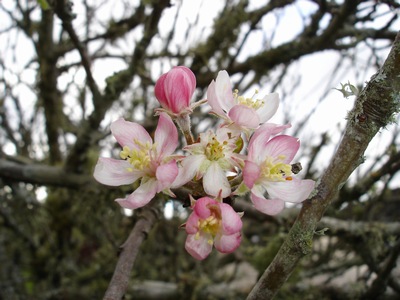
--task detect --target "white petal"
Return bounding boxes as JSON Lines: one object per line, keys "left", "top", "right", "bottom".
{"left": 257, "top": 93, "right": 280, "bottom": 123}
{"left": 215, "top": 70, "right": 234, "bottom": 112}
{"left": 203, "top": 162, "right": 231, "bottom": 198}
{"left": 266, "top": 179, "right": 315, "bottom": 203}
{"left": 171, "top": 155, "right": 205, "bottom": 188}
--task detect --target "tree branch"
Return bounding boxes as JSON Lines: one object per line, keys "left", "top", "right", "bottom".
{"left": 0, "top": 158, "right": 92, "bottom": 188}
{"left": 103, "top": 199, "right": 162, "bottom": 300}
{"left": 247, "top": 30, "right": 400, "bottom": 300}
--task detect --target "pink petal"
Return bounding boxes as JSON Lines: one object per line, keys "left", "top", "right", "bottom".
{"left": 203, "top": 161, "right": 231, "bottom": 198}
{"left": 115, "top": 178, "right": 158, "bottom": 209}
{"left": 154, "top": 73, "right": 168, "bottom": 105}
{"left": 228, "top": 105, "right": 260, "bottom": 128}
{"left": 155, "top": 66, "right": 196, "bottom": 113}
{"left": 215, "top": 70, "right": 234, "bottom": 112}
{"left": 185, "top": 233, "right": 213, "bottom": 260}
{"left": 219, "top": 203, "right": 242, "bottom": 234}
{"left": 176, "top": 66, "right": 196, "bottom": 93}
{"left": 266, "top": 178, "right": 315, "bottom": 203}
{"left": 257, "top": 93, "right": 280, "bottom": 123}
{"left": 171, "top": 155, "right": 205, "bottom": 188}
{"left": 193, "top": 197, "right": 216, "bottom": 219}
{"left": 250, "top": 192, "right": 285, "bottom": 215}
{"left": 111, "top": 118, "right": 152, "bottom": 149}
{"left": 154, "top": 113, "right": 178, "bottom": 157}
{"left": 261, "top": 135, "right": 300, "bottom": 164}
{"left": 214, "top": 232, "right": 241, "bottom": 253}
{"left": 243, "top": 160, "right": 261, "bottom": 189}
{"left": 156, "top": 160, "right": 178, "bottom": 192}
{"left": 93, "top": 157, "right": 142, "bottom": 186}
{"left": 164, "top": 67, "right": 196, "bottom": 113}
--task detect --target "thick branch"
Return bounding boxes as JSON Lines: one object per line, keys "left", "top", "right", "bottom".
{"left": 247, "top": 30, "right": 400, "bottom": 300}
{"left": 0, "top": 158, "right": 92, "bottom": 188}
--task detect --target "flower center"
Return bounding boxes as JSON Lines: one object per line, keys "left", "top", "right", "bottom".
{"left": 119, "top": 140, "right": 154, "bottom": 171}
{"left": 233, "top": 89, "right": 264, "bottom": 110}
{"left": 196, "top": 205, "right": 221, "bottom": 244}
{"left": 261, "top": 155, "right": 292, "bottom": 182}
{"left": 205, "top": 137, "right": 227, "bottom": 161}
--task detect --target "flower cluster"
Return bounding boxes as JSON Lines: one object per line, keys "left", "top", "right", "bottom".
{"left": 94, "top": 66, "right": 315, "bottom": 260}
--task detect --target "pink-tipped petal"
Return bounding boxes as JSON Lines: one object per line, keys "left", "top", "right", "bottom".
{"left": 219, "top": 203, "right": 243, "bottom": 234}
{"left": 266, "top": 179, "right": 315, "bottom": 203}
{"left": 185, "top": 212, "right": 200, "bottom": 234}
{"left": 243, "top": 160, "right": 261, "bottom": 189}
{"left": 248, "top": 123, "right": 291, "bottom": 161}
{"left": 261, "top": 135, "right": 300, "bottom": 164}
{"left": 155, "top": 113, "right": 178, "bottom": 156}
{"left": 206, "top": 80, "right": 225, "bottom": 115}
{"left": 214, "top": 232, "right": 241, "bottom": 253}
{"left": 185, "top": 233, "right": 213, "bottom": 260}
{"left": 156, "top": 160, "right": 179, "bottom": 192}
{"left": 115, "top": 178, "right": 158, "bottom": 209}
{"left": 228, "top": 105, "right": 260, "bottom": 128}
{"left": 111, "top": 118, "right": 152, "bottom": 149}
{"left": 203, "top": 161, "right": 231, "bottom": 198}
{"left": 93, "top": 157, "right": 142, "bottom": 186}
{"left": 257, "top": 93, "right": 280, "bottom": 123}
{"left": 250, "top": 192, "right": 285, "bottom": 215}
{"left": 215, "top": 70, "right": 235, "bottom": 112}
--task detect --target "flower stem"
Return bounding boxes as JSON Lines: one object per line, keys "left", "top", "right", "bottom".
{"left": 175, "top": 114, "right": 195, "bottom": 145}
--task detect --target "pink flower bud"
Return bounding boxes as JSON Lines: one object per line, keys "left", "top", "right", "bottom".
{"left": 155, "top": 66, "right": 196, "bottom": 114}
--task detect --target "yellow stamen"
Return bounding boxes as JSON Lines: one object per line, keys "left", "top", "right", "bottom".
{"left": 234, "top": 88, "right": 264, "bottom": 110}
{"left": 205, "top": 137, "right": 226, "bottom": 161}
{"left": 119, "top": 139, "right": 155, "bottom": 171}
{"left": 261, "top": 157, "right": 293, "bottom": 182}
{"left": 197, "top": 205, "right": 222, "bottom": 238}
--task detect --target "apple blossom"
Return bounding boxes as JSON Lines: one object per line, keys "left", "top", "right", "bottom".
{"left": 93, "top": 113, "right": 179, "bottom": 209}
{"left": 242, "top": 124, "right": 315, "bottom": 215}
{"left": 207, "top": 70, "right": 280, "bottom": 133}
{"left": 184, "top": 196, "right": 242, "bottom": 260}
{"left": 172, "top": 127, "right": 244, "bottom": 198}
